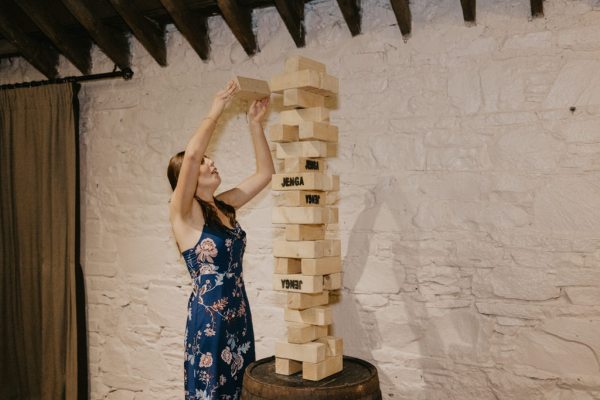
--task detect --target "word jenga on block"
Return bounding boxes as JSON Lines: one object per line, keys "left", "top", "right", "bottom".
{"left": 269, "top": 56, "right": 343, "bottom": 381}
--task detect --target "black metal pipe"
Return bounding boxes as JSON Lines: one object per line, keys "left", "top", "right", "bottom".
{"left": 0, "top": 67, "right": 133, "bottom": 90}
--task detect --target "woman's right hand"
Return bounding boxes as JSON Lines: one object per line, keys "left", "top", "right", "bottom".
{"left": 208, "top": 80, "right": 239, "bottom": 118}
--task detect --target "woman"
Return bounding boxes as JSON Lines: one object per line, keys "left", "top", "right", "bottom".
{"left": 167, "top": 80, "right": 274, "bottom": 399}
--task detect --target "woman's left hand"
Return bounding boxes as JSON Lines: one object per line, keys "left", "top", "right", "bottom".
{"left": 247, "top": 97, "right": 270, "bottom": 124}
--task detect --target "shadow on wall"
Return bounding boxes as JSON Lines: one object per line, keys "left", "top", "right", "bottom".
{"left": 333, "top": 175, "right": 440, "bottom": 398}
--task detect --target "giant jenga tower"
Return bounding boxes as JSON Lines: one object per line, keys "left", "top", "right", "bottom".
{"left": 269, "top": 56, "right": 343, "bottom": 381}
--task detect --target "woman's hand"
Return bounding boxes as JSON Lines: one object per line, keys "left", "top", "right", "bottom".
{"left": 247, "top": 97, "right": 270, "bottom": 125}
{"left": 208, "top": 80, "right": 239, "bottom": 118}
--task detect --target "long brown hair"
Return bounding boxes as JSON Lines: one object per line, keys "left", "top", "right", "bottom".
{"left": 167, "top": 151, "right": 236, "bottom": 230}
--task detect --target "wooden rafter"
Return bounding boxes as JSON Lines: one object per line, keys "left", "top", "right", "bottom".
{"left": 0, "top": 2, "right": 58, "bottom": 78}
{"left": 336, "top": 0, "right": 361, "bottom": 36}
{"left": 59, "top": 0, "right": 130, "bottom": 69}
{"left": 14, "top": 0, "right": 91, "bottom": 74}
{"left": 274, "top": 0, "right": 305, "bottom": 47}
{"left": 460, "top": 0, "right": 476, "bottom": 23}
{"left": 108, "top": 0, "right": 167, "bottom": 66}
{"left": 389, "top": 0, "right": 411, "bottom": 37}
{"left": 159, "top": 0, "right": 210, "bottom": 60}
{"left": 531, "top": 0, "right": 544, "bottom": 18}
{"left": 216, "top": 0, "right": 257, "bottom": 56}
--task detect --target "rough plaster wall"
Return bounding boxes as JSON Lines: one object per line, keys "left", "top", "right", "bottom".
{"left": 3, "top": 0, "right": 600, "bottom": 398}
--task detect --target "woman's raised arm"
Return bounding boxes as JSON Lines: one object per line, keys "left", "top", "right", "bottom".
{"left": 170, "top": 80, "right": 238, "bottom": 219}
{"left": 217, "top": 97, "right": 275, "bottom": 209}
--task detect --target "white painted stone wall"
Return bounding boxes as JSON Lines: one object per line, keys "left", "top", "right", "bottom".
{"left": 2, "top": 0, "right": 600, "bottom": 398}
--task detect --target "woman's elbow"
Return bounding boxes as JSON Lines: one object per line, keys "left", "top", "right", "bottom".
{"left": 259, "top": 172, "right": 273, "bottom": 189}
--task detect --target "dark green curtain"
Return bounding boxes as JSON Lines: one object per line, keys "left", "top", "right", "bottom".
{"left": 0, "top": 82, "right": 88, "bottom": 400}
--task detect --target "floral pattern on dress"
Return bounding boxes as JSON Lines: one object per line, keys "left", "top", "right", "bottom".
{"left": 182, "top": 223, "right": 255, "bottom": 400}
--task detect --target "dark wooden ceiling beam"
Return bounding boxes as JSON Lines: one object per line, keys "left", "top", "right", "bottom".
{"left": 460, "top": 0, "right": 476, "bottom": 23}
{"left": 159, "top": 0, "right": 210, "bottom": 60}
{"left": 336, "top": 0, "right": 361, "bottom": 36}
{"left": 216, "top": 0, "right": 258, "bottom": 56}
{"left": 108, "top": 0, "right": 167, "bottom": 66}
{"left": 0, "top": 40, "right": 18, "bottom": 55}
{"left": 389, "top": 0, "right": 411, "bottom": 37}
{"left": 274, "top": 0, "right": 305, "bottom": 47}
{"left": 0, "top": 2, "right": 58, "bottom": 78}
{"left": 531, "top": 0, "right": 544, "bottom": 18}
{"left": 59, "top": 0, "right": 130, "bottom": 70}
{"left": 14, "top": 0, "right": 92, "bottom": 74}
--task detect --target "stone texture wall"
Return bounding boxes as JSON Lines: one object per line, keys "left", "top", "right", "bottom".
{"left": 3, "top": 0, "right": 600, "bottom": 398}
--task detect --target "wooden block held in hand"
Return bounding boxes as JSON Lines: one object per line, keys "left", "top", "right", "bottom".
{"left": 285, "top": 55, "right": 326, "bottom": 74}
{"left": 235, "top": 76, "right": 270, "bottom": 101}
{"left": 274, "top": 258, "right": 301, "bottom": 274}
{"left": 287, "top": 291, "right": 329, "bottom": 310}
{"left": 275, "top": 341, "right": 326, "bottom": 363}
{"left": 315, "top": 336, "right": 343, "bottom": 356}
{"left": 275, "top": 358, "right": 302, "bottom": 375}
{"left": 287, "top": 322, "right": 329, "bottom": 343}
{"left": 302, "top": 354, "right": 343, "bottom": 381}
{"left": 284, "top": 306, "right": 332, "bottom": 325}
{"left": 273, "top": 273, "right": 323, "bottom": 293}
{"left": 284, "top": 88, "right": 325, "bottom": 108}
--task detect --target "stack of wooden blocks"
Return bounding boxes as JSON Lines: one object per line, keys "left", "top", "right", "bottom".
{"left": 269, "top": 56, "right": 343, "bottom": 381}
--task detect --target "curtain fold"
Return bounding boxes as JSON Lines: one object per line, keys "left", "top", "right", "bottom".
{"left": 0, "top": 83, "right": 84, "bottom": 400}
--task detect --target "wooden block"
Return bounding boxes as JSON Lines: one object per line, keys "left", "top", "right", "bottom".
{"left": 316, "top": 336, "right": 343, "bottom": 356}
{"left": 273, "top": 274, "right": 323, "bottom": 293}
{"left": 273, "top": 239, "right": 340, "bottom": 258}
{"left": 299, "top": 121, "right": 338, "bottom": 143}
{"left": 329, "top": 175, "right": 340, "bottom": 191}
{"left": 269, "top": 124, "right": 298, "bottom": 142}
{"left": 319, "top": 74, "right": 339, "bottom": 95}
{"left": 235, "top": 76, "right": 270, "bottom": 101}
{"left": 274, "top": 257, "right": 301, "bottom": 274}
{"left": 272, "top": 207, "right": 338, "bottom": 225}
{"left": 271, "top": 70, "right": 320, "bottom": 93}
{"left": 287, "top": 322, "right": 329, "bottom": 343}
{"left": 323, "top": 272, "right": 342, "bottom": 290}
{"left": 275, "top": 341, "right": 326, "bottom": 363}
{"left": 285, "top": 306, "right": 332, "bottom": 326}
{"left": 272, "top": 172, "right": 338, "bottom": 191}
{"left": 283, "top": 158, "right": 326, "bottom": 173}
{"left": 280, "top": 191, "right": 326, "bottom": 207}
{"left": 276, "top": 141, "right": 335, "bottom": 159}
{"left": 284, "top": 88, "right": 325, "bottom": 108}
{"left": 270, "top": 70, "right": 338, "bottom": 96}
{"left": 285, "top": 224, "right": 326, "bottom": 241}
{"left": 285, "top": 55, "right": 326, "bottom": 74}
{"left": 275, "top": 358, "right": 302, "bottom": 375}
{"left": 281, "top": 107, "right": 329, "bottom": 125}
{"left": 287, "top": 291, "right": 329, "bottom": 310}
{"left": 302, "top": 354, "right": 343, "bottom": 381}
{"left": 301, "top": 257, "right": 342, "bottom": 276}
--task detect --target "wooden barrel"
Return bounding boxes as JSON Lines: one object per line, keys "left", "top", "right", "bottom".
{"left": 241, "top": 356, "right": 382, "bottom": 399}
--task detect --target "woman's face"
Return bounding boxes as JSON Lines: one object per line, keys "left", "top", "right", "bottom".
{"left": 196, "top": 156, "right": 221, "bottom": 193}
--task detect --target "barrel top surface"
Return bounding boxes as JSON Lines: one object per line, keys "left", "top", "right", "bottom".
{"left": 244, "top": 355, "right": 378, "bottom": 389}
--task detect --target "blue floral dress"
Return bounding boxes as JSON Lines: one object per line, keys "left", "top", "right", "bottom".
{"left": 181, "top": 222, "right": 255, "bottom": 400}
